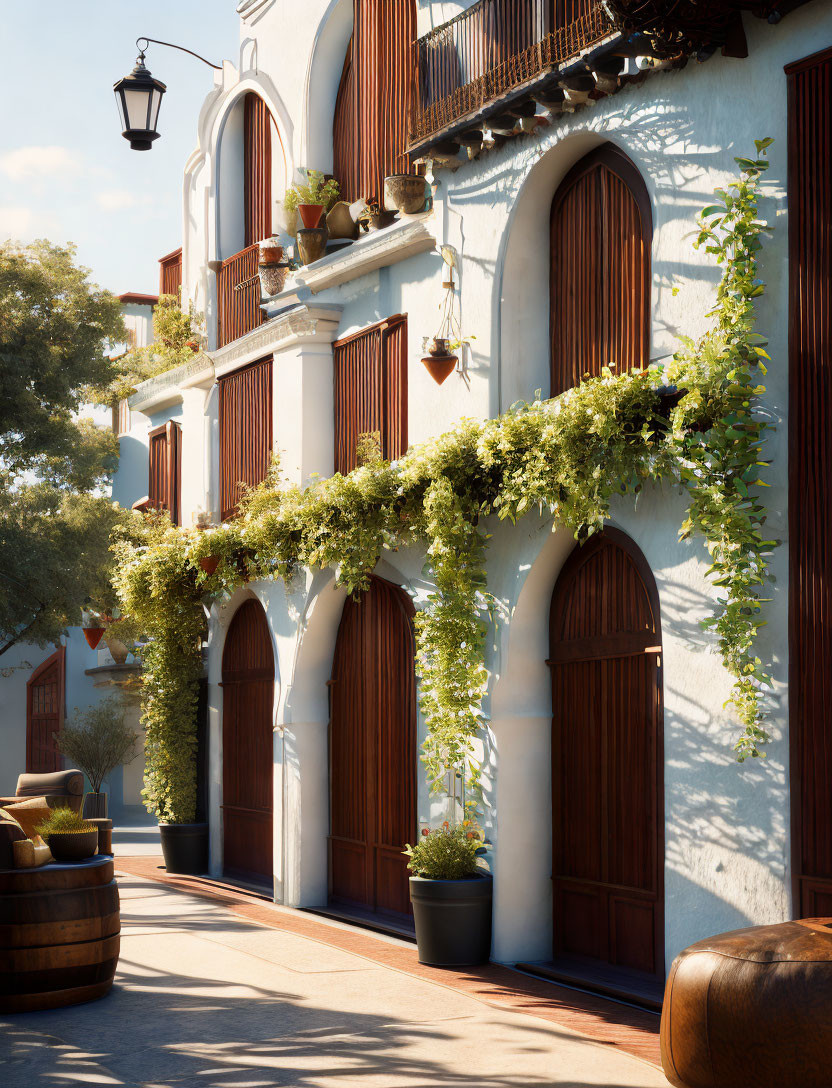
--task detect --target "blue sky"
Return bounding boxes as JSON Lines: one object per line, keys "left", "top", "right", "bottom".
{"left": 1, "top": 2, "right": 239, "bottom": 295}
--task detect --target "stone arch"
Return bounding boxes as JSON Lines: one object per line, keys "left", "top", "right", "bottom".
{"left": 301, "top": 0, "right": 353, "bottom": 175}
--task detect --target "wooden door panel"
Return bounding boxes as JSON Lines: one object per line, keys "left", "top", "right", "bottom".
{"left": 26, "top": 649, "right": 64, "bottom": 775}
{"left": 551, "top": 530, "right": 663, "bottom": 978}
{"left": 222, "top": 600, "right": 274, "bottom": 884}
{"left": 329, "top": 576, "right": 416, "bottom": 917}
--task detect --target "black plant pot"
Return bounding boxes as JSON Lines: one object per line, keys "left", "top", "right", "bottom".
{"left": 83, "top": 792, "right": 108, "bottom": 819}
{"left": 159, "top": 822, "right": 209, "bottom": 875}
{"left": 410, "top": 872, "right": 493, "bottom": 967}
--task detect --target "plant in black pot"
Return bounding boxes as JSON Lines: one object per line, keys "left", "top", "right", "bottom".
{"left": 36, "top": 807, "right": 98, "bottom": 863}
{"left": 54, "top": 695, "right": 139, "bottom": 820}
{"left": 405, "top": 822, "right": 492, "bottom": 967}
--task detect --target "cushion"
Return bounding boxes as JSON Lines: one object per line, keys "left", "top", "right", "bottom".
{"left": 0, "top": 810, "right": 28, "bottom": 871}
{"left": 12, "top": 839, "right": 53, "bottom": 869}
{"left": 16, "top": 769, "right": 84, "bottom": 800}
{"left": 2, "top": 797, "right": 52, "bottom": 842}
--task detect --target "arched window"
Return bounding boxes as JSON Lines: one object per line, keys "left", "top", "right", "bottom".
{"left": 244, "top": 92, "right": 273, "bottom": 247}
{"left": 333, "top": 0, "right": 417, "bottom": 203}
{"left": 26, "top": 647, "right": 65, "bottom": 774}
{"left": 550, "top": 144, "right": 652, "bottom": 396}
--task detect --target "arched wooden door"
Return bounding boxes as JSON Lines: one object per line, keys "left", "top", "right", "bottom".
{"left": 550, "top": 144, "right": 652, "bottom": 396}
{"left": 222, "top": 600, "right": 274, "bottom": 884}
{"left": 329, "top": 576, "right": 417, "bottom": 919}
{"left": 26, "top": 647, "right": 65, "bottom": 774}
{"left": 549, "top": 529, "right": 664, "bottom": 979}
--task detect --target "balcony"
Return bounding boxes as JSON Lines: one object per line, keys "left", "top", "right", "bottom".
{"left": 409, "top": 1, "right": 614, "bottom": 154}
{"left": 217, "top": 244, "right": 265, "bottom": 349}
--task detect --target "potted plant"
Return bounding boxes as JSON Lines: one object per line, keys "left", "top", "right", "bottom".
{"left": 405, "top": 821, "right": 492, "bottom": 967}
{"left": 54, "top": 695, "right": 139, "bottom": 820}
{"left": 359, "top": 200, "right": 397, "bottom": 232}
{"left": 284, "top": 170, "right": 340, "bottom": 231}
{"left": 384, "top": 173, "right": 430, "bottom": 215}
{"left": 36, "top": 807, "right": 99, "bottom": 863}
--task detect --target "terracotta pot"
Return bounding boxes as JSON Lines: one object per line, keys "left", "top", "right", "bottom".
{"left": 258, "top": 263, "right": 288, "bottom": 297}
{"left": 83, "top": 627, "right": 105, "bottom": 650}
{"left": 326, "top": 201, "right": 358, "bottom": 240}
{"left": 428, "top": 337, "right": 451, "bottom": 357}
{"left": 186, "top": 339, "right": 200, "bottom": 353}
{"left": 297, "top": 203, "right": 324, "bottom": 229}
{"left": 297, "top": 226, "right": 328, "bottom": 266}
{"left": 384, "top": 174, "right": 429, "bottom": 215}
{"left": 198, "top": 555, "right": 220, "bottom": 576}
{"left": 258, "top": 243, "right": 283, "bottom": 266}
{"left": 105, "top": 638, "right": 130, "bottom": 665}
{"left": 422, "top": 354, "right": 458, "bottom": 385}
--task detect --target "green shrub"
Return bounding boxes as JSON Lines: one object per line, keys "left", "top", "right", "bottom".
{"left": 36, "top": 807, "right": 95, "bottom": 841}
{"left": 283, "top": 170, "right": 340, "bottom": 214}
{"left": 404, "top": 823, "right": 485, "bottom": 880}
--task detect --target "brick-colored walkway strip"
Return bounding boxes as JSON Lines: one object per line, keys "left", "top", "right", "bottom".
{"left": 114, "top": 855, "right": 662, "bottom": 1070}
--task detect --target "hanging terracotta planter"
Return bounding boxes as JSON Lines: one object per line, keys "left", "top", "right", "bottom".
{"left": 422, "top": 354, "right": 458, "bottom": 385}
{"left": 297, "top": 203, "right": 324, "bottom": 229}
{"left": 83, "top": 627, "right": 106, "bottom": 650}
{"left": 198, "top": 556, "right": 220, "bottom": 577}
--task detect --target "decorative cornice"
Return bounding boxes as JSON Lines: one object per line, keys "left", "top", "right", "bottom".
{"left": 128, "top": 356, "right": 215, "bottom": 413}
{"left": 236, "top": 0, "right": 275, "bottom": 24}
{"left": 293, "top": 215, "right": 438, "bottom": 295}
{"left": 209, "top": 303, "right": 344, "bottom": 377}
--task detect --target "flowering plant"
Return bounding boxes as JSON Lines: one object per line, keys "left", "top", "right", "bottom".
{"left": 404, "top": 821, "right": 487, "bottom": 880}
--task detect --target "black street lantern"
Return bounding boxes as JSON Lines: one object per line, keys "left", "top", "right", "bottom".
{"left": 113, "top": 51, "right": 167, "bottom": 151}
{"left": 114, "top": 38, "right": 220, "bottom": 152}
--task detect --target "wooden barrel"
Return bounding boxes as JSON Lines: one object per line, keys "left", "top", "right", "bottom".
{"left": 0, "top": 855, "right": 120, "bottom": 1012}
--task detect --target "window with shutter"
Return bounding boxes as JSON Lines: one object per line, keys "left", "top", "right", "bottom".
{"left": 147, "top": 421, "right": 182, "bottom": 525}
{"left": 244, "top": 93, "right": 272, "bottom": 248}
{"left": 333, "top": 316, "right": 408, "bottom": 475}
{"left": 333, "top": 0, "right": 417, "bottom": 203}
{"left": 26, "top": 647, "right": 65, "bottom": 775}
{"left": 550, "top": 144, "right": 652, "bottom": 396}
{"left": 218, "top": 357, "right": 273, "bottom": 521}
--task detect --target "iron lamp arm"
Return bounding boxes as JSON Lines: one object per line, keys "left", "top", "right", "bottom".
{"left": 136, "top": 37, "right": 222, "bottom": 71}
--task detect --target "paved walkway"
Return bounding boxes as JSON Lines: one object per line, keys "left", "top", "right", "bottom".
{"left": 0, "top": 866, "right": 670, "bottom": 1088}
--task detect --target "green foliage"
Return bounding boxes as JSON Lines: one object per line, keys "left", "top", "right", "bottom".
{"left": 96, "top": 295, "right": 204, "bottom": 405}
{"left": 54, "top": 695, "right": 139, "bottom": 794}
{"left": 404, "top": 823, "right": 484, "bottom": 880}
{"left": 0, "top": 240, "right": 124, "bottom": 484}
{"left": 35, "top": 807, "right": 94, "bottom": 840}
{"left": 283, "top": 170, "right": 340, "bottom": 214}
{"left": 114, "top": 145, "right": 778, "bottom": 818}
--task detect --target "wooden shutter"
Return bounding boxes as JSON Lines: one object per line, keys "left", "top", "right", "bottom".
{"left": 550, "top": 144, "right": 652, "bottom": 395}
{"left": 218, "top": 357, "right": 273, "bottom": 520}
{"left": 329, "top": 576, "right": 417, "bottom": 916}
{"left": 550, "top": 529, "right": 664, "bottom": 977}
{"left": 222, "top": 599, "right": 274, "bottom": 884}
{"left": 333, "top": 0, "right": 416, "bottom": 203}
{"left": 26, "top": 647, "right": 65, "bottom": 775}
{"left": 787, "top": 47, "right": 832, "bottom": 918}
{"left": 158, "top": 248, "right": 182, "bottom": 297}
{"left": 147, "top": 421, "right": 182, "bottom": 526}
{"left": 244, "top": 93, "right": 272, "bottom": 248}
{"left": 333, "top": 315, "right": 408, "bottom": 474}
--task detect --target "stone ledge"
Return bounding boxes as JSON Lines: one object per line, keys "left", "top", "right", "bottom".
{"left": 128, "top": 356, "right": 215, "bottom": 413}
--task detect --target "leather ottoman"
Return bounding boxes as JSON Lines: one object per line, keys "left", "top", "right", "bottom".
{"left": 661, "top": 918, "right": 832, "bottom": 1088}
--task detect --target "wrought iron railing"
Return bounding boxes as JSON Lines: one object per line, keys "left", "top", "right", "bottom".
{"left": 217, "top": 243, "right": 263, "bottom": 349}
{"left": 410, "top": 0, "right": 612, "bottom": 146}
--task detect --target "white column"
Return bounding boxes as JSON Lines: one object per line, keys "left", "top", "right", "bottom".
{"left": 273, "top": 346, "right": 335, "bottom": 486}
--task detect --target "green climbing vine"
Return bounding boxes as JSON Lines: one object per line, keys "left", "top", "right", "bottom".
{"left": 114, "top": 145, "right": 777, "bottom": 822}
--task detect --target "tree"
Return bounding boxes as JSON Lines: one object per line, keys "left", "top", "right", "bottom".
{"left": 0, "top": 240, "right": 131, "bottom": 654}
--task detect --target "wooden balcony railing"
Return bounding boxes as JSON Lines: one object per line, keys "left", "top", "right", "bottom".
{"left": 410, "top": 1, "right": 611, "bottom": 148}
{"left": 217, "top": 243, "right": 264, "bottom": 349}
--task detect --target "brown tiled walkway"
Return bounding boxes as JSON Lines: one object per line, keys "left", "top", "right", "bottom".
{"left": 114, "top": 855, "right": 662, "bottom": 1070}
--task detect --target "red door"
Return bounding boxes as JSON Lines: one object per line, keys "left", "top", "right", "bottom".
{"left": 222, "top": 600, "right": 274, "bottom": 884}
{"left": 26, "top": 647, "right": 65, "bottom": 774}
{"left": 549, "top": 529, "right": 664, "bottom": 977}
{"left": 329, "top": 576, "right": 417, "bottom": 918}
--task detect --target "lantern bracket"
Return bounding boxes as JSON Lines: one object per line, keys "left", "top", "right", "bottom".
{"left": 135, "top": 37, "right": 222, "bottom": 71}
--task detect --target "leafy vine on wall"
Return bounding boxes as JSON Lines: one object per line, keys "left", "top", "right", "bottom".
{"left": 114, "top": 146, "right": 776, "bottom": 824}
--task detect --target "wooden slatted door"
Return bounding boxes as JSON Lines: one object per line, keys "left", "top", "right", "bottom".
{"left": 147, "top": 421, "right": 182, "bottom": 525}
{"left": 329, "top": 576, "right": 417, "bottom": 918}
{"left": 550, "top": 144, "right": 652, "bottom": 396}
{"left": 218, "top": 358, "right": 273, "bottom": 520}
{"left": 26, "top": 647, "right": 65, "bottom": 774}
{"left": 333, "top": 316, "right": 408, "bottom": 475}
{"left": 787, "top": 47, "right": 832, "bottom": 917}
{"left": 222, "top": 600, "right": 274, "bottom": 885}
{"left": 549, "top": 529, "right": 664, "bottom": 978}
